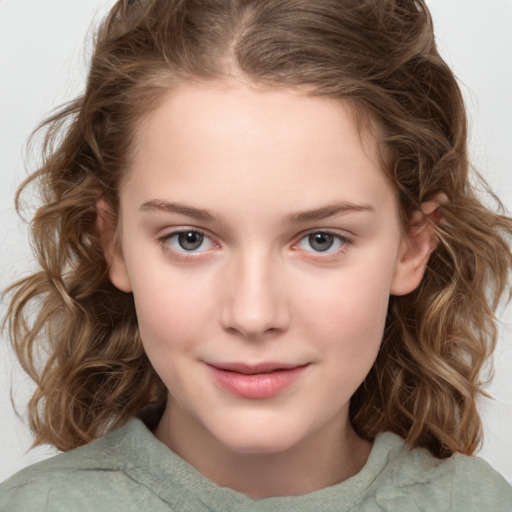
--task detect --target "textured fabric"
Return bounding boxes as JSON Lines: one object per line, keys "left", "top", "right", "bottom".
{"left": 1, "top": 418, "right": 511, "bottom": 511}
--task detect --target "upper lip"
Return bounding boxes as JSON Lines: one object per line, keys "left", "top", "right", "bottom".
{"left": 206, "top": 362, "right": 308, "bottom": 375}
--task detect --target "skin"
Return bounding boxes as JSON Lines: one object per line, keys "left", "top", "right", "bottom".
{"left": 101, "top": 82, "right": 437, "bottom": 497}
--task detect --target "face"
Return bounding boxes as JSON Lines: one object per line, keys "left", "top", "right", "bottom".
{"left": 106, "top": 83, "right": 429, "bottom": 457}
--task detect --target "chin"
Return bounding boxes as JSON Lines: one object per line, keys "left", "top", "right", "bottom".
{"left": 222, "top": 437, "right": 296, "bottom": 456}
{"left": 213, "top": 421, "right": 306, "bottom": 456}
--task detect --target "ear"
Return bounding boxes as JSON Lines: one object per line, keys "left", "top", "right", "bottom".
{"left": 390, "top": 194, "right": 447, "bottom": 296}
{"left": 96, "top": 199, "right": 132, "bottom": 293}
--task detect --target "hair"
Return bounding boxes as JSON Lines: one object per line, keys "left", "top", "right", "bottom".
{"left": 4, "top": 0, "right": 512, "bottom": 457}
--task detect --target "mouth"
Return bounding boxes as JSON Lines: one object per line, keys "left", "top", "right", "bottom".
{"left": 207, "top": 361, "right": 306, "bottom": 375}
{"left": 206, "top": 362, "right": 309, "bottom": 399}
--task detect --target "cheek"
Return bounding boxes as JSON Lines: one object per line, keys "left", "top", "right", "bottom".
{"left": 130, "top": 274, "right": 211, "bottom": 398}
{"left": 287, "top": 264, "right": 393, "bottom": 418}
{"left": 299, "top": 263, "right": 393, "bottom": 357}
{"left": 129, "top": 268, "right": 212, "bottom": 355}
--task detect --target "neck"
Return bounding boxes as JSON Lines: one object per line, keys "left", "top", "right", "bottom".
{"left": 154, "top": 401, "right": 372, "bottom": 498}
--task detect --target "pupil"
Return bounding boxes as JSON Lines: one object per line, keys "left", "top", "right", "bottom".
{"left": 309, "top": 233, "right": 334, "bottom": 252}
{"left": 178, "top": 231, "right": 203, "bottom": 251}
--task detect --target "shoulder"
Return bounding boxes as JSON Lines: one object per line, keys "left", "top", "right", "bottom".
{"left": 0, "top": 419, "right": 159, "bottom": 512}
{"left": 450, "top": 454, "right": 512, "bottom": 510}
{"left": 372, "top": 433, "right": 512, "bottom": 512}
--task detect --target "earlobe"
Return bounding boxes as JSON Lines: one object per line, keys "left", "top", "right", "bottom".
{"left": 390, "top": 194, "right": 446, "bottom": 296}
{"left": 96, "top": 199, "right": 132, "bottom": 293}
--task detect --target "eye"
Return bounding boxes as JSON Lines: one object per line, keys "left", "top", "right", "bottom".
{"left": 296, "top": 231, "right": 348, "bottom": 253}
{"left": 162, "top": 229, "right": 215, "bottom": 253}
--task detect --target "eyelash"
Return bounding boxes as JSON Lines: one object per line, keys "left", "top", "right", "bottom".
{"left": 158, "top": 228, "right": 351, "bottom": 260}
{"left": 159, "top": 228, "right": 216, "bottom": 259}
{"left": 292, "top": 230, "right": 351, "bottom": 259}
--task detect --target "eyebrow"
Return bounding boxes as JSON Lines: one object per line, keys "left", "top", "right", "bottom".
{"left": 286, "top": 201, "right": 374, "bottom": 223}
{"left": 140, "top": 199, "right": 374, "bottom": 223}
{"left": 140, "top": 200, "right": 216, "bottom": 221}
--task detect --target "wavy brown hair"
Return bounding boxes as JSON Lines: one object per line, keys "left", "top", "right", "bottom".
{"left": 4, "top": 0, "right": 512, "bottom": 457}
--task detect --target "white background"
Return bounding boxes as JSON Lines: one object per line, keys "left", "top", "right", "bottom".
{"left": 1, "top": 0, "right": 511, "bottom": 483}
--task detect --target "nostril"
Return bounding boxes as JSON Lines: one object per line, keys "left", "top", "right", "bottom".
{"left": 223, "top": 325, "right": 282, "bottom": 342}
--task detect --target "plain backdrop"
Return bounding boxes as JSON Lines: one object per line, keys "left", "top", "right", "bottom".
{"left": 1, "top": 0, "right": 511, "bottom": 483}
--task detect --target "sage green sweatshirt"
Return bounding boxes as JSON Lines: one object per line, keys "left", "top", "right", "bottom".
{"left": 1, "top": 418, "right": 511, "bottom": 511}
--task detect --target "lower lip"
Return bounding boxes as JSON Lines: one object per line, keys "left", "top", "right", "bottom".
{"left": 208, "top": 365, "right": 308, "bottom": 399}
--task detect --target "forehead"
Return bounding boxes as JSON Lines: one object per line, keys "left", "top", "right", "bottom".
{"left": 124, "top": 82, "right": 395, "bottom": 218}
{"left": 133, "top": 81, "right": 379, "bottom": 162}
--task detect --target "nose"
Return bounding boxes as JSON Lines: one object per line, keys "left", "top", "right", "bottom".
{"left": 220, "top": 250, "right": 290, "bottom": 340}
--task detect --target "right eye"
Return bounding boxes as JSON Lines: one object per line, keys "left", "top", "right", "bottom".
{"left": 161, "top": 229, "right": 216, "bottom": 254}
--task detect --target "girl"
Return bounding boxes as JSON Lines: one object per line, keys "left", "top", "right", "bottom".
{"left": 1, "top": 0, "right": 511, "bottom": 509}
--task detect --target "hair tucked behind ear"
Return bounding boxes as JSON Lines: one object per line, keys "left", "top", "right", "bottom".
{"left": 4, "top": 0, "right": 512, "bottom": 455}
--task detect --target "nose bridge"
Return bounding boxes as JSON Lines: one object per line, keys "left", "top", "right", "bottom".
{"left": 221, "top": 244, "right": 288, "bottom": 339}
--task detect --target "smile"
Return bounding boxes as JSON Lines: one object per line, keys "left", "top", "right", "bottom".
{"left": 206, "top": 362, "right": 309, "bottom": 399}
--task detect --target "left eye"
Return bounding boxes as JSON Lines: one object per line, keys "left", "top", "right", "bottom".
{"left": 164, "top": 230, "right": 214, "bottom": 252}
{"left": 297, "top": 232, "right": 347, "bottom": 253}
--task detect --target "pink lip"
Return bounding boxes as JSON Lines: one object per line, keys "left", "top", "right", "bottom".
{"left": 206, "top": 362, "right": 309, "bottom": 399}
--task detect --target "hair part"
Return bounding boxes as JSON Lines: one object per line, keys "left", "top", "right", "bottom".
{"left": 4, "top": 0, "right": 512, "bottom": 456}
